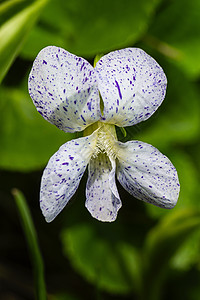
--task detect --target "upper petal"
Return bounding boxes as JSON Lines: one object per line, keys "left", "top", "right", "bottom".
{"left": 85, "top": 153, "right": 122, "bottom": 222}
{"left": 40, "top": 133, "right": 97, "bottom": 222}
{"left": 95, "top": 48, "right": 167, "bottom": 126}
{"left": 28, "top": 46, "right": 101, "bottom": 133}
{"left": 116, "top": 140, "right": 180, "bottom": 208}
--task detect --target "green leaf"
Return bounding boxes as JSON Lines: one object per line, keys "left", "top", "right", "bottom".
{"left": 0, "top": 0, "right": 34, "bottom": 26}
{"left": 61, "top": 223, "right": 141, "bottom": 294}
{"left": 146, "top": 0, "right": 200, "bottom": 78}
{"left": 21, "top": 0, "right": 161, "bottom": 59}
{"left": 12, "top": 189, "right": 46, "bottom": 300}
{"left": 141, "top": 209, "right": 200, "bottom": 300}
{"left": 170, "top": 228, "right": 200, "bottom": 271}
{"left": 0, "top": 86, "right": 74, "bottom": 171}
{"left": 0, "top": 0, "right": 49, "bottom": 83}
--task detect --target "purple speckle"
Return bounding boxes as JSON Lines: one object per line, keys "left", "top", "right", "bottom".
{"left": 80, "top": 62, "right": 85, "bottom": 71}
{"left": 87, "top": 101, "right": 92, "bottom": 111}
{"left": 81, "top": 115, "right": 86, "bottom": 122}
{"left": 115, "top": 80, "right": 122, "bottom": 99}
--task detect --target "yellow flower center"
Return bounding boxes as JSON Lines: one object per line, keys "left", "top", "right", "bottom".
{"left": 83, "top": 122, "right": 118, "bottom": 159}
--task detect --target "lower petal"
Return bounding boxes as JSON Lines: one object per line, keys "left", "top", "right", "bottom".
{"left": 116, "top": 140, "right": 180, "bottom": 208}
{"left": 40, "top": 133, "right": 97, "bottom": 222}
{"left": 85, "top": 153, "right": 122, "bottom": 222}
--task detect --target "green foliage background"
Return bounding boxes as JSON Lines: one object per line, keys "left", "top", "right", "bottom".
{"left": 0, "top": 0, "right": 200, "bottom": 299}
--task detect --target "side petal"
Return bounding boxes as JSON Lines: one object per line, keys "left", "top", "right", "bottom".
{"left": 28, "top": 46, "right": 101, "bottom": 133}
{"left": 40, "top": 133, "right": 97, "bottom": 222}
{"left": 85, "top": 154, "right": 122, "bottom": 222}
{"left": 95, "top": 48, "right": 167, "bottom": 126}
{"left": 116, "top": 140, "right": 180, "bottom": 208}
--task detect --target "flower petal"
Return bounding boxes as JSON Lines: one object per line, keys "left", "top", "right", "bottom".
{"left": 95, "top": 48, "right": 167, "bottom": 126}
{"left": 85, "top": 154, "right": 122, "bottom": 222}
{"left": 28, "top": 46, "right": 101, "bottom": 133}
{"left": 116, "top": 140, "right": 180, "bottom": 208}
{"left": 40, "top": 133, "right": 97, "bottom": 222}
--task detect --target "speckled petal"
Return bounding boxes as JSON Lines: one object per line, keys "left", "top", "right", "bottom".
{"left": 28, "top": 46, "right": 101, "bottom": 133}
{"left": 116, "top": 141, "right": 180, "bottom": 208}
{"left": 40, "top": 133, "right": 97, "bottom": 222}
{"left": 95, "top": 48, "right": 167, "bottom": 126}
{"left": 85, "top": 154, "right": 122, "bottom": 222}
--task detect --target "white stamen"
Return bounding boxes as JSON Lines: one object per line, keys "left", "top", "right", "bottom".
{"left": 92, "top": 124, "right": 117, "bottom": 159}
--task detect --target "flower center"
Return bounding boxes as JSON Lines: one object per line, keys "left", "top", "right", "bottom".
{"left": 83, "top": 122, "right": 117, "bottom": 159}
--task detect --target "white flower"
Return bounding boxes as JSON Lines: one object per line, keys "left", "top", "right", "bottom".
{"left": 28, "top": 46, "right": 180, "bottom": 222}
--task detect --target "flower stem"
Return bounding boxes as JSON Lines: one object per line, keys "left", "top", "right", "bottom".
{"left": 12, "top": 188, "right": 47, "bottom": 300}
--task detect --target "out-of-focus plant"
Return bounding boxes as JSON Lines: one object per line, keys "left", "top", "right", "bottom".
{"left": 12, "top": 189, "right": 46, "bottom": 300}
{"left": 0, "top": 0, "right": 49, "bottom": 83}
{"left": 1, "top": 0, "right": 200, "bottom": 299}
{"left": 61, "top": 208, "right": 200, "bottom": 300}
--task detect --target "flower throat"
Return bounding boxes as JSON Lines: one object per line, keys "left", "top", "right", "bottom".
{"left": 83, "top": 122, "right": 117, "bottom": 159}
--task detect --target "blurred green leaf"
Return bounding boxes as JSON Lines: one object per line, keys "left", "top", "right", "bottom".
{"left": 142, "top": 209, "right": 200, "bottom": 300}
{"left": 0, "top": 86, "right": 74, "bottom": 171}
{"left": 172, "top": 151, "right": 200, "bottom": 209}
{"left": 21, "top": 0, "right": 161, "bottom": 59}
{"left": 0, "top": 0, "right": 34, "bottom": 25}
{"left": 171, "top": 228, "right": 200, "bottom": 271}
{"left": 0, "top": 0, "right": 48, "bottom": 83}
{"left": 12, "top": 188, "right": 46, "bottom": 300}
{"left": 146, "top": 0, "right": 200, "bottom": 78}
{"left": 61, "top": 223, "right": 141, "bottom": 294}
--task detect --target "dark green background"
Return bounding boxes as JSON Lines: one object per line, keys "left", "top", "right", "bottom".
{"left": 0, "top": 0, "right": 200, "bottom": 299}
